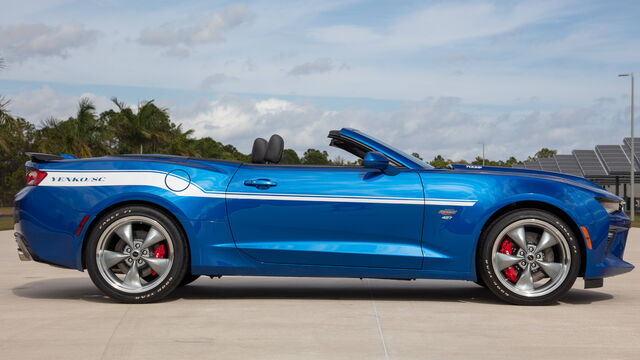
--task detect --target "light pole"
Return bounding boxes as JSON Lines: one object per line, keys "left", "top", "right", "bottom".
{"left": 619, "top": 73, "right": 635, "bottom": 219}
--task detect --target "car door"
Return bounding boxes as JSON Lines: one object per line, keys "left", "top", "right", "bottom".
{"left": 225, "top": 164, "right": 425, "bottom": 269}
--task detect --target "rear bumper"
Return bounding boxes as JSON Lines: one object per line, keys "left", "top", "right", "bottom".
{"left": 14, "top": 186, "right": 86, "bottom": 270}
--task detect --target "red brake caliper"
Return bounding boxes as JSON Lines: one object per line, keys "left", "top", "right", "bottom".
{"left": 150, "top": 244, "right": 166, "bottom": 276}
{"left": 499, "top": 238, "right": 518, "bottom": 283}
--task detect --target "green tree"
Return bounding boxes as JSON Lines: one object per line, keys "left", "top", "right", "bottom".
{"left": 533, "top": 148, "right": 557, "bottom": 159}
{"left": 281, "top": 149, "right": 301, "bottom": 164}
{"left": 411, "top": 152, "right": 423, "bottom": 160}
{"left": 505, "top": 156, "right": 520, "bottom": 167}
{"left": 191, "top": 137, "right": 249, "bottom": 161}
{"left": 107, "top": 98, "right": 173, "bottom": 154}
{"left": 35, "top": 98, "right": 109, "bottom": 158}
{"left": 0, "top": 98, "right": 11, "bottom": 152}
{"left": 0, "top": 114, "right": 35, "bottom": 206}
{"left": 164, "top": 124, "right": 197, "bottom": 156}
{"left": 429, "top": 154, "right": 451, "bottom": 168}
{"left": 301, "top": 148, "right": 330, "bottom": 165}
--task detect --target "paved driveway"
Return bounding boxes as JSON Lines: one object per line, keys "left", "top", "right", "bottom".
{"left": 1, "top": 229, "right": 638, "bottom": 359}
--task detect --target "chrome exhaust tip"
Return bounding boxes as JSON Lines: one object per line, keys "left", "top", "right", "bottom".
{"left": 15, "top": 233, "right": 33, "bottom": 261}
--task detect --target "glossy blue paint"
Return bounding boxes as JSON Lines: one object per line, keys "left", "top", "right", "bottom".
{"left": 226, "top": 165, "right": 424, "bottom": 269}
{"left": 13, "top": 129, "right": 633, "bottom": 285}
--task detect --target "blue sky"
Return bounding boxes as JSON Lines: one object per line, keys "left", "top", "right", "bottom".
{"left": 1, "top": 0, "right": 639, "bottom": 160}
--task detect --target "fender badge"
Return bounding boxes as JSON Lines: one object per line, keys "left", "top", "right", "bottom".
{"left": 438, "top": 209, "right": 458, "bottom": 216}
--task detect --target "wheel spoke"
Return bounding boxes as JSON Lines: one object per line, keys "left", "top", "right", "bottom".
{"left": 515, "top": 265, "right": 534, "bottom": 292}
{"left": 144, "top": 257, "right": 170, "bottom": 274}
{"left": 101, "top": 250, "right": 129, "bottom": 268}
{"left": 123, "top": 262, "right": 141, "bottom": 288}
{"left": 141, "top": 227, "right": 164, "bottom": 249}
{"left": 494, "top": 253, "right": 522, "bottom": 270}
{"left": 538, "top": 261, "right": 563, "bottom": 280}
{"left": 115, "top": 223, "right": 134, "bottom": 248}
{"left": 507, "top": 226, "right": 528, "bottom": 250}
{"left": 536, "top": 231, "right": 558, "bottom": 252}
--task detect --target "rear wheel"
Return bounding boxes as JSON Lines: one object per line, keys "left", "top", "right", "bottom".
{"left": 478, "top": 209, "right": 580, "bottom": 305}
{"left": 86, "top": 205, "right": 188, "bottom": 303}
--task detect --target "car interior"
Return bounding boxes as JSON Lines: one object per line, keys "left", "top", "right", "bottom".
{"left": 249, "top": 131, "right": 402, "bottom": 167}
{"left": 251, "top": 134, "right": 284, "bottom": 164}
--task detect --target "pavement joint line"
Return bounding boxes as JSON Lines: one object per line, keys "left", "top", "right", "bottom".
{"left": 100, "top": 305, "right": 131, "bottom": 360}
{"left": 367, "top": 279, "right": 389, "bottom": 360}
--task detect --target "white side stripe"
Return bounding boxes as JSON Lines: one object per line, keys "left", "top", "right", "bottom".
{"left": 39, "top": 170, "right": 476, "bottom": 206}
{"left": 225, "top": 193, "right": 425, "bottom": 205}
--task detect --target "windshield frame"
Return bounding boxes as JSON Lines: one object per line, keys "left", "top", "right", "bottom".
{"left": 336, "top": 128, "right": 433, "bottom": 170}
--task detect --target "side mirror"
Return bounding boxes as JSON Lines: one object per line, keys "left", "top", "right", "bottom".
{"left": 363, "top": 151, "right": 398, "bottom": 175}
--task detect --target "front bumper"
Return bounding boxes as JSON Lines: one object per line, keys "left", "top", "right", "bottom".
{"left": 584, "top": 211, "right": 634, "bottom": 279}
{"left": 15, "top": 232, "right": 33, "bottom": 261}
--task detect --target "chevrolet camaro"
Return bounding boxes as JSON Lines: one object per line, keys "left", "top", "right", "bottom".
{"left": 13, "top": 128, "right": 632, "bottom": 304}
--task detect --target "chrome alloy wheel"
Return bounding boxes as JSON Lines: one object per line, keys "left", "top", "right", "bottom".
{"left": 491, "top": 219, "right": 571, "bottom": 298}
{"left": 96, "top": 216, "right": 174, "bottom": 294}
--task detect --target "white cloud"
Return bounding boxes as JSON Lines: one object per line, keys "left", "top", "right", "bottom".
{"left": 138, "top": 3, "right": 254, "bottom": 48}
{"left": 2, "top": 87, "right": 630, "bottom": 162}
{"left": 311, "top": 1, "right": 572, "bottom": 50}
{"left": 0, "top": 23, "right": 97, "bottom": 62}
{"left": 5, "top": 86, "right": 113, "bottom": 125}
{"left": 173, "top": 94, "right": 627, "bottom": 161}
{"left": 288, "top": 58, "right": 333, "bottom": 76}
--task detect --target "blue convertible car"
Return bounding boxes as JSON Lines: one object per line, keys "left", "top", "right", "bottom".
{"left": 14, "top": 128, "right": 632, "bottom": 304}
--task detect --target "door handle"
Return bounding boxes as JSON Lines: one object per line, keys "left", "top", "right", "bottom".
{"left": 244, "top": 179, "right": 278, "bottom": 189}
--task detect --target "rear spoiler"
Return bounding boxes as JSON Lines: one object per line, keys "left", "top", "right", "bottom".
{"left": 25, "top": 152, "right": 76, "bottom": 162}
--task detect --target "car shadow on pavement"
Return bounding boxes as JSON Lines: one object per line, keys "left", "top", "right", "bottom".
{"left": 12, "top": 277, "right": 614, "bottom": 306}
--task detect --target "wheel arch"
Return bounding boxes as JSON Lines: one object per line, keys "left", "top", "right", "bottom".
{"left": 474, "top": 200, "right": 587, "bottom": 278}
{"left": 80, "top": 200, "right": 191, "bottom": 270}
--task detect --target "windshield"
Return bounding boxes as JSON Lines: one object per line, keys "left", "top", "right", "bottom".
{"left": 353, "top": 130, "right": 433, "bottom": 169}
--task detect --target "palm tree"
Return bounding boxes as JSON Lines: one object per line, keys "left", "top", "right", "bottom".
{"left": 166, "top": 123, "right": 197, "bottom": 156}
{"left": 35, "top": 98, "right": 108, "bottom": 158}
{"left": 0, "top": 56, "right": 8, "bottom": 152}
{"left": 110, "top": 98, "right": 173, "bottom": 154}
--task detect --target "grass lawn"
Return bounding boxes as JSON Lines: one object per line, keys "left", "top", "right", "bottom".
{"left": 0, "top": 207, "right": 13, "bottom": 231}
{"left": 0, "top": 217, "right": 13, "bottom": 231}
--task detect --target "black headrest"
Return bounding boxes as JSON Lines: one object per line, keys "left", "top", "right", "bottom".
{"left": 264, "top": 134, "right": 284, "bottom": 164}
{"left": 251, "top": 138, "right": 268, "bottom": 164}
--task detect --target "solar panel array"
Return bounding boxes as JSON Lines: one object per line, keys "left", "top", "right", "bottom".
{"left": 523, "top": 159, "right": 542, "bottom": 170}
{"left": 538, "top": 158, "right": 560, "bottom": 172}
{"left": 479, "top": 138, "right": 640, "bottom": 184}
{"left": 555, "top": 155, "right": 583, "bottom": 177}
{"left": 623, "top": 137, "right": 640, "bottom": 168}
{"left": 595, "top": 145, "right": 631, "bottom": 174}
{"left": 572, "top": 150, "right": 608, "bottom": 176}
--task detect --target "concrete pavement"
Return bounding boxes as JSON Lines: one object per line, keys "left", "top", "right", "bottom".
{"left": 1, "top": 229, "right": 639, "bottom": 359}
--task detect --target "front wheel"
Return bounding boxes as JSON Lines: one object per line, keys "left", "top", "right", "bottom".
{"left": 179, "top": 274, "right": 200, "bottom": 287}
{"left": 86, "top": 205, "right": 188, "bottom": 303}
{"left": 478, "top": 209, "right": 581, "bottom": 305}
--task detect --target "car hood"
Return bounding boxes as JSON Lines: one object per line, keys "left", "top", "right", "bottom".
{"left": 445, "top": 164, "right": 620, "bottom": 200}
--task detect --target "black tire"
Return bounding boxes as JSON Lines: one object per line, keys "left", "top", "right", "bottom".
{"left": 477, "top": 209, "right": 581, "bottom": 305}
{"left": 179, "top": 274, "right": 200, "bottom": 287}
{"left": 85, "top": 205, "right": 188, "bottom": 303}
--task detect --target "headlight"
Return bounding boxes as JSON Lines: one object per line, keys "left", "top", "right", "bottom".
{"left": 597, "top": 198, "right": 623, "bottom": 214}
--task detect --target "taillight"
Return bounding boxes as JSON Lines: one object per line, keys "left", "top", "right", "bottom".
{"left": 26, "top": 169, "right": 47, "bottom": 186}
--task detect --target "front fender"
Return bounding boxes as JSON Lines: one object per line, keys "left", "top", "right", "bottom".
{"left": 419, "top": 171, "right": 607, "bottom": 279}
